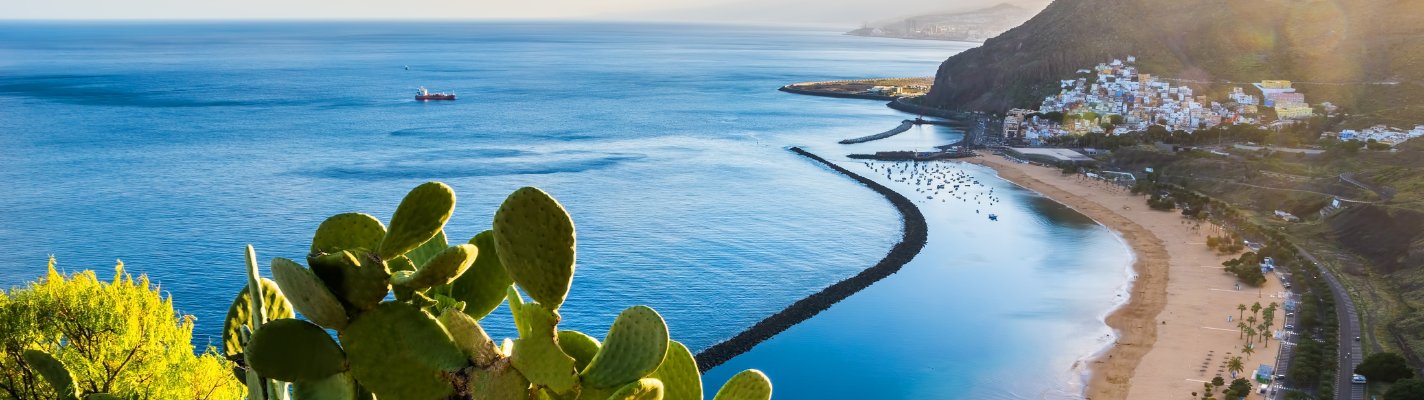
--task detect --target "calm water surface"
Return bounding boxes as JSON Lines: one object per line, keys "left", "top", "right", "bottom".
{"left": 0, "top": 22, "right": 1130, "bottom": 399}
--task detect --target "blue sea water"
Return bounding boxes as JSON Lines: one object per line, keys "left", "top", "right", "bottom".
{"left": 0, "top": 22, "right": 1130, "bottom": 399}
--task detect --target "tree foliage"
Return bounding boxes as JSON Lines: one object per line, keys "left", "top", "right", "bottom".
{"left": 0, "top": 258, "right": 244, "bottom": 400}
{"left": 1355, "top": 352, "right": 1415, "bottom": 383}
{"left": 1222, "top": 252, "right": 1268, "bottom": 287}
{"left": 1385, "top": 378, "right": 1424, "bottom": 400}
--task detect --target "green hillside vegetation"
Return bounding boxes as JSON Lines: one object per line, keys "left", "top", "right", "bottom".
{"left": 924, "top": 0, "right": 1424, "bottom": 125}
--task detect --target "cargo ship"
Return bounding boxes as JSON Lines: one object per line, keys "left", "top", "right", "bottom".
{"left": 415, "top": 86, "right": 456, "bottom": 101}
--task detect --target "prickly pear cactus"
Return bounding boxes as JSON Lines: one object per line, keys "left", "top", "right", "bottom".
{"left": 711, "top": 370, "right": 771, "bottom": 400}
{"left": 580, "top": 306, "right": 669, "bottom": 389}
{"left": 438, "top": 308, "right": 500, "bottom": 368}
{"left": 232, "top": 182, "right": 773, "bottom": 400}
{"left": 22, "top": 349, "right": 78, "bottom": 400}
{"left": 379, "top": 182, "right": 456, "bottom": 260}
{"left": 450, "top": 230, "right": 513, "bottom": 319}
{"left": 492, "top": 187, "right": 576, "bottom": 310}
{"left": 555, "top": 330, "right": 601, "bottom": 371}
{"left": 342, "top": 302, "right": 468, "bottom": 400}
{"left": 292, "top": 372, "right": 357, "bottom": 400}
{"left": 649, "top": 341, "right": 701, "bottom": 400}
{"left": 307, "top": 250, "right": 389, "bottom": 312}
{"left": 223, "top": 277, "right": 293, "bottom": 360}
{"left": 271, "top": 257, "right": 349, "bottom": 330}
{"left": 245, "top": 318, "right": 348, "bottom": 382}
{"left": 312, "top": 213, "right": 386, "bottom": 255}
{"left": 608, "top": 378, "right": 665, "bottom": 400}
{"left": 509, "top": 301, "right": 577, "bottom": 393}
{"left": 391, "top": 244, "right": 477, "bottom": 290}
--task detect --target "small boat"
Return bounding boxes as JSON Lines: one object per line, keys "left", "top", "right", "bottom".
{"left": 988, "top": 214, "right": 998, "bottom": 221}
{"left": 416, "top": 86, "right": 456, "bottom": 101}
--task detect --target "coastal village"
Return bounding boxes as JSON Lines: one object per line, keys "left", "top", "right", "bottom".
{"left": 1003, "top": 57, "right": 1424, "bottom": 147}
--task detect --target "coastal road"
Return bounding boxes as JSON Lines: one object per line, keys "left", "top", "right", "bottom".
{"left": 1290, "top": 244, "right": 1364, "bottom": 400}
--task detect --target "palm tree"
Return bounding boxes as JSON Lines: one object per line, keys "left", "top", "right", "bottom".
{"left": 1237, "top": 322, "right": 1249, "bottom": 339}
{"left": 1228, "top": 356, "right": 1245, "bottom": 378}
{"left": 1259, "top": 323, "right": 1271, "bottom": 347}
{"left": 1242, "top": 344, "right": 1255, "bottom": 358}
{"left": 1251, "top": 302, "right": 1262, "bottom": 319}
{"left": 1238, "top": 304, "right": 1247, "bottom": 320}
{"left": 1243, "top": 326, "right": 1256, "bottom": 345}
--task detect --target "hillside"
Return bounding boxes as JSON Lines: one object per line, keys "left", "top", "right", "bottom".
{"left": 846, "top": 3, "right": 1037, "bottom": 42}
{"left": 923, "top": 0, "right": 1424, "bottom": 122}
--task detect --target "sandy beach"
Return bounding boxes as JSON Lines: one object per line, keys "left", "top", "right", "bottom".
{"left": 968, "top": 153, "right": 1286, "bottom": 400}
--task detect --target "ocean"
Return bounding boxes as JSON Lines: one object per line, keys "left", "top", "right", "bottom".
{"left": 0, "top": 22, "right": 1130, "bottom": 399}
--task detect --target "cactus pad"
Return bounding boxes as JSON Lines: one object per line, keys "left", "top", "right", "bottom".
{"left": 292, "top": 372, "right": 357, "bottom": 400}
{"left": 245, "top": 318, "right": 348, "bottom": 383}
{"left": 492, "top": 187, "right": 576, "bottom": 310}
{"left": 271, "top": 257, "right": 349, "bottom": 330}
{"left": 710, "top": 370, "right": 770, "bottom": 400}
{"left": 649, "top": 341, "right": 700, "bottom": 400}
{"left": 391, "top": 244, "right": 477, "bottom": 290}
{"left": 556, "top": 330, "right": 601, "bottom": 371}
{"left": 607, "top": 378, "right": 665, "bottom": 400}
{"left": 311, "top": 213, "right": 387, "bottom": 255}
{"left": 308, "top": 250, "right": 390, "bottom": 312}
{"left": 22, "top": 350, "right": 77, "bottom": 400}
{"left": 223, "top": 277, "right": 294, "bottom": 359}
{"left": 379, "top": 182, "right": 456, "bottom": 260}
{"left": 450, "top": 230, "right": 514, "bottom": 320}
{"left": 438, "top": 308, "right": 501, "bottom": 368}
{"left": 405, "top": 230, "right": 449, "bottom": 270}
{"left": 343, "top": 302, "right": 469, "bottom": 400}
{"left": 580, "top": 306, "right": 669, "bottom": 389}
{"left": 463, "top": 358, "right": 529, "bottom": 400}
{"left": 510, "top": 302, "right": 578, "bottom": 393}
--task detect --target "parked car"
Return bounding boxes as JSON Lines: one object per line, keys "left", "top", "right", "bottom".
{"left": 1352, "top": 374, "right": 1367, "bottom": 384}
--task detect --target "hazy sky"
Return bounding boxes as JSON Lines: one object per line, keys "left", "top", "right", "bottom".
{"left": 2, "top": 0, "right": 1036, "bottom": 26}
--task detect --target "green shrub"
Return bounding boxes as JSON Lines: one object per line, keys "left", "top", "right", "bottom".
{"left": 0, "top": 258, "right": 244, "bottom": 400}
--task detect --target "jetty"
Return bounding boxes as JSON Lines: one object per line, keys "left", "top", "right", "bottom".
{"left": 847, "top": 149, "right": 976, "bottom": 161}
{"left": 840, "top": 120, "right": 914, "bottom": 144}
{"left": 694, "top": 147, "right": 928, "bottom": 371}
{"left": 838, "top": 118, "right": 963, "bottom": 145}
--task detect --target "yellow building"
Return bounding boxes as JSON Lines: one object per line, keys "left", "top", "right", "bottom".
{"left": 1275, "top": 105, "right": 1313, "bottom": 120}
{"left": 1260, "top": 80, "right": 1293, "bottom": 89}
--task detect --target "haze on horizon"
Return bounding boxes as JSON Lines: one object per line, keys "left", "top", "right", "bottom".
{"left": 1, "top": 0, "right": 1047, "bottom": 26}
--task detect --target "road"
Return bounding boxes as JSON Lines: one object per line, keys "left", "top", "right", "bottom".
{"left": 1339, "top": 173, "right": 1394, "bottom": 202}
{"left": 1290, "top": 244, "right": 1365, "bottom": 400}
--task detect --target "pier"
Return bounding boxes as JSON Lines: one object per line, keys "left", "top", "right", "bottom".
{"left": 838, "top": 118, "right": 964, "bottom": 145}
{"left": 839, "top": 121, "right": 914, "bottom": 144}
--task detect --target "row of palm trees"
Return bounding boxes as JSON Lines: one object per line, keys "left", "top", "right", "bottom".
{"left": 1236, "top": 301, "right": 1281, "bottom": 363}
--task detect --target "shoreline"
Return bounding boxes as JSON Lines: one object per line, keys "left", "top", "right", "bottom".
{"left": 693, "top": 147, "right": 929, "bottom": 372}
{"left": 966, "top": 153, "right": 1170, "bottom": 400}
{"left": 968, "top": 152, "right": 1287, "bottom": 399}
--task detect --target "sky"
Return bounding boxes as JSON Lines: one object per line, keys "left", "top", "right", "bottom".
{"left": 0, "top": 0, "right": 1041, "bottom": 26}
